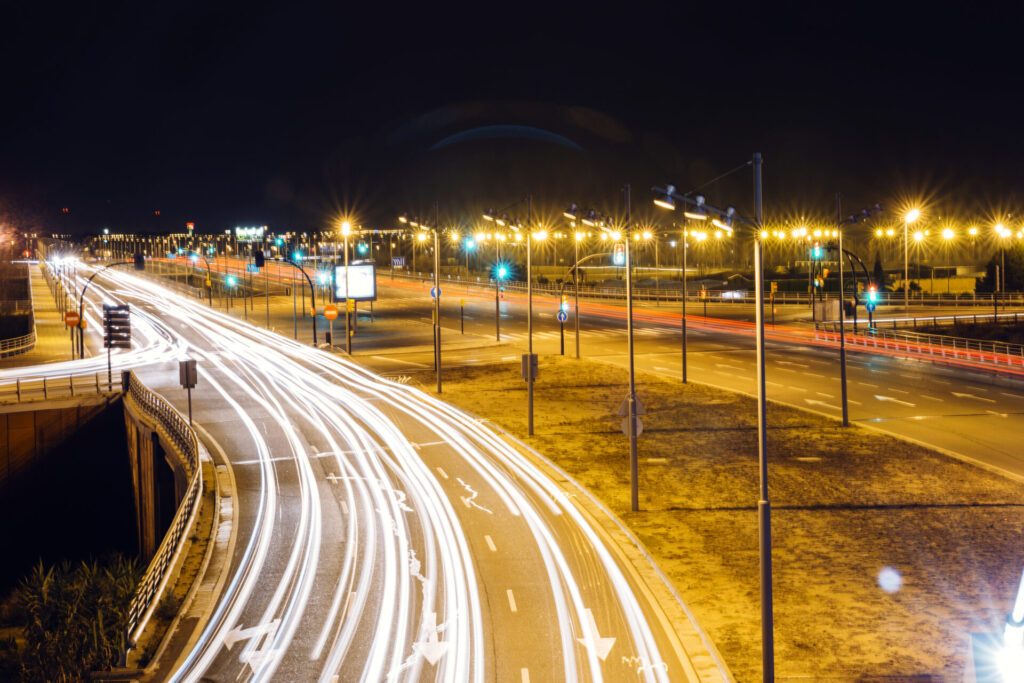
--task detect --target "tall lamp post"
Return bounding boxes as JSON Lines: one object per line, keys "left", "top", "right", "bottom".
{"left": 341, "top": 221, "right": 352, "bottom": 353}
{"left": 904, "top": 208, "right": 920, "bottom": 312}
{"left": 654, "top": 152, "right": 773, "bottom": 681}
{"left": 485, "top": 195, "right": 538, "bottom": 434}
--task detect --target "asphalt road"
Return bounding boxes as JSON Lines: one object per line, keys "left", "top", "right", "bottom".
{"left": 0, "top": 264, "right": 718, "bottom": 682}
{"left": 364, "top": 277, "right": 1024, "bottom": 481}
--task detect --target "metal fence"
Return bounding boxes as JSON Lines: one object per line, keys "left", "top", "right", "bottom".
{"left": 124, "top": 371, "right": 202, "bottom": 646}
{"left": 0, "top": 330, "right": 37, "bottom": 358}
{"left": 813, "top": 324, "right": 1024, "bottom": 369}
{"left": 825, "top": 310, "right": 1024, "bottom": 332}
{"left": 0, "top": 372, "right": 119, "bottom": 402}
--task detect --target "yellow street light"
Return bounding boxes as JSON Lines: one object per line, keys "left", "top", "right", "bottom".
{"left": 913, "top": 231, "right": 925, "bottom": 242}
{"left": 642, "top": 230, "right": 653, "bottom": 240}
{"left": 905, "top": 208, "right": 921, "bottom": 223}
{"left": 533, "top": 230, "right": 548, "bottom": 242}
{"left": 575, "top": 231, "right": 585, "bottom": 242}
{"left": 942, "top": 228, "right": 954, "bottom": 240}
{"left": 341, "top": 221, "right": 352, "bottom": 236}
{"left": 610, "top": 230, "right": 622, "bottom": 241}
{"left": 968, "top": 226, "right": 978, "bottom": 236}
{"left": 417, "top": 233, "right": 428, "bottom": 242}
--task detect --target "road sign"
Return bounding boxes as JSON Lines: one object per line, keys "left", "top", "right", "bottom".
{"left": 460, "top": 298, "right": 466, "bottom": 307}
{"left": 557, "top": 310, "right": 568, "bottom": 322}
{"left": 392, "top": 256, "right": 406, "bottom": 267}
{"left": 323, "top": 304, "right": 339, "bottom": 320}
{"left": 617, "top": 395, "right": 647, "bottom": 417}
{"left": 247, "top": 263, "right": 260, "bottom": 273}
{"left": 64, "top": 311, "right": 80, "bottom": 327}
{"left": 102, "top": 304, "right": 131, "bottom": 349}
{"left": 179, "top": 359, "right": 197, "bottom": 389}
{"left": 621, "top": 417, "right": 644, "bottom": 437}
{"left": 430, "top": 286, "right": 441, "bottom": 298}
{"left": 346, "top": 300, "right": 355, "bottom": 312}
{"left": 521, "top": 353, "right": 538, "bottom": 381}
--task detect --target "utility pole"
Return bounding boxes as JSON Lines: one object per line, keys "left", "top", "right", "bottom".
{"left": 433, "top": 201, "right": 442, "bottom": 393}
{"left": 624, "top": 184, "right": 639, "bottom": 513}
{"left": 837, "top": 193, "right": 850, "bottom": 427}
{"left": 527, "top": 194, "right": 535, "bottom": 435}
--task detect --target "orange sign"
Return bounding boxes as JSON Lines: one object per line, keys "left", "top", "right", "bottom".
{"left": 310, "top": 306, "right": 316, "bottom": 317}
{"left": 323, "top": 304, "right": 339, "bottom": 321}
{"left": 64, "top": 311, "right": 80, "bottom": 326}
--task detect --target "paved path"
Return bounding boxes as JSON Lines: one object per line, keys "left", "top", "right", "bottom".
{"left": 0, "top": 263, "right": 76, "bottom": 369}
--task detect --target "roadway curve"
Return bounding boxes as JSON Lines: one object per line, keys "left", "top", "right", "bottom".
{"left": 1, "top": 263, "right": 722, "bottom": 682}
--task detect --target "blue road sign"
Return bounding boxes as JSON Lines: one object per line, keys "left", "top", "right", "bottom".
{"left": 430, "top": 286, "right": 440, "bottom": 298}
{"left": 247, "top": 263, "right": 260, "bottom": 273}
{"left": 557, "top": 310, "right": 568, "bottom": 323}
{"left": 392, "top": 256, "right": 406, "bottom": 267}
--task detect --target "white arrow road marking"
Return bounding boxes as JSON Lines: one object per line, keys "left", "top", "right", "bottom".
{"left": 576, "top": 608, "right": 615, "bottom": 661}
{"left": 804, "top": 398, "right": 835, "bottom": 410}
{"left": 411, "top": 612, "right": 449, "bottom": 666}
{"left": 456, "top": 477, "right": 494, "bottom": 514}
{"left": 223, "top": 618, "right": 280, "bottom": 651}
{"left": 951, "top": 392, "right": 997, "bottom": 403}
{"left": 874, "top": 395, "right": 916, "bottom": 407}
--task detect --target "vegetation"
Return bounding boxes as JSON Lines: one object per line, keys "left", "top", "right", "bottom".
{"left": 976, "top": 243, "right": 1024, "bottom": 292}
{"left": 0, "top": 555, "right": 140, "bottom": 682}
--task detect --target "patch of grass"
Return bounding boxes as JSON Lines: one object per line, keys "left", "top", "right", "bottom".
{"left": 435, "top": 356, "right": 1024, "bottom": 681}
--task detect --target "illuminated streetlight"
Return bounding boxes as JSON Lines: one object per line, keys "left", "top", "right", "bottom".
{"left": 904, "top": 208, "right": 921, "bottom": 312}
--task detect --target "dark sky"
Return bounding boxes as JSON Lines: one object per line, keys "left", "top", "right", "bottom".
{"left": 3, "top": 2, "right": 1023, "bottom": 235}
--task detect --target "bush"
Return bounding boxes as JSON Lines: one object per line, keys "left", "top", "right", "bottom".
{"left": 9, "top": 555, "right": 139, "bottom": 681}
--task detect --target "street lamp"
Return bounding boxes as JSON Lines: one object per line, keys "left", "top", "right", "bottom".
{"left": 904, "top": 208, "right": 921, "bottom": 312}
{"left": 485, "top": 195, "right": 537, "bottom": 435}
{"left": 654, "top": 153, "right": 773, "bottom": 681}
{"left": 340, "top": 221, "right": 352, "bottom": 352}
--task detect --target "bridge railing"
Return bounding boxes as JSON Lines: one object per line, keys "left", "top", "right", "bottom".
{"left": 813, "top": 322, "right": 1024, "bottom": 369}
{"left": 0, "top": 331, "right": 37, "bottom": 358}
{"left": 123, "top": 371, "right": 202, "bottom": 646}
{"left": 0, "top": 372, "right": 120, "bottom": 402}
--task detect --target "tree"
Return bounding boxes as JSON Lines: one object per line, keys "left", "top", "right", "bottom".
{"left": 872, "top": 253, "right": 886, "bottom": 290}
{"left": 976, "top": 244, "right": 1024, "bottom": 293}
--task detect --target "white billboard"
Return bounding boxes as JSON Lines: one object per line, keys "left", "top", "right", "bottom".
{"left": 334, "top": 263, "right": 377, "bottom": 301}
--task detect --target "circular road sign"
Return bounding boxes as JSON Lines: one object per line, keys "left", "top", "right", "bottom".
{"left": 323, "top": 304, "right": 339, "bottom": 320}
{"left": 65, "top": 311, "right": 80, "bottom": 326}
{"left": 430, "top": 286, "right": 440, "bottom": 298}
{"left": 557, "top": 310, "right": 568, "bottom": 323}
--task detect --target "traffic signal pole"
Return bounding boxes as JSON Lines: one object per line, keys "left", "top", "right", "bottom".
{"left": 837, "top": 193, "right": 850, "bottom": 427}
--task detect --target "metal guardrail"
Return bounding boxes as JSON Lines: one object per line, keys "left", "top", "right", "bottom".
{"left": 0, "top": 330, "right": 36, "bottom": 357}
{"left": 813, "top": 323, "right": 1024, "bottom": 369}
{"left": 0, "top": 299, "right": 33, "bottom": 313}
{"left": 0, "top": 372, "right": 119, "bottom": 402}
{"left": 124, "top": 371, "right": 202, "bottom": 645}
{"left": 824, "top": 310, "right": 1024, "bottom": 332}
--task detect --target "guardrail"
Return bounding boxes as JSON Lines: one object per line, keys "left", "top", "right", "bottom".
{"left": 123, "top": 371, "right": 202, "bottom": 646}
{"left": 0, "top": 372, "right": 119, "bottom": 402}
{"left": 813, "top": 323, "right": 1024, "bottom": 369}
{"left": 0, "top": 299, "right": 33, "bottom": 314}
{"left": 0, "top": 330, "right": 37, "bottom": 358}
{"left": 824, "top": 310, "right": 1024, "bottom": 332}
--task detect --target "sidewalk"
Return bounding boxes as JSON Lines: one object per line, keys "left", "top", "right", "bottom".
{"left": 0, "top": 264, "right": 75, "bottom": 369}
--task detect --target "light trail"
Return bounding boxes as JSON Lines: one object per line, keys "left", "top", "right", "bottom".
{"left": 3, "top": 261, "right": 702, "bottom": 681}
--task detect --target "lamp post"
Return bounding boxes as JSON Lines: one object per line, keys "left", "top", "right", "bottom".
{"left": 654, "top": 152, "right": 772, "bottom": 681}
{"left": 904, "top": 208, "right": 920, "bottom": 312}
{"left": 996, "top": 223, "right": 1010, "bottom": 313}
{"left": 341, "top": 221, "right": 352, "bottom": 353}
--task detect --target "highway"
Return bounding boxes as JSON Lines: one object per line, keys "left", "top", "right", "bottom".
{"left": 1, "top": 262, "right": 719, "bottom": 682}
{"left": 363, "top": 277, "right": 1024, "bottom": 481}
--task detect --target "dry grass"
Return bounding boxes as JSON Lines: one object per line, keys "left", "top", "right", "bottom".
{"left": 430, "top": 356, "right": 1024, "bottom": 681}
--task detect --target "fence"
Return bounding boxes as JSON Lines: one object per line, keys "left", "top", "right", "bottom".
{"left": 0, "top": 372, "right": 119, "bottom": 402}
{"left": 823, "top": 310, "right": 1024, "bottom": 332}
{"left": 813, "top": 323, "right": 1024, "bottom": 370}
{"left": 123, "top": 371, "right": 202, "bottom": 646}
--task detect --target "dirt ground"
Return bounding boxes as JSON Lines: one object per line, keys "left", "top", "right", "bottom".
{"left": 427, "top": 356, "right": 1024, "bottom": 682}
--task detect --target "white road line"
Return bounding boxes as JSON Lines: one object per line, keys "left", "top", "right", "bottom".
{"left": 888, "top": 388, "right": 909, "bottom": 394}
{"left": 436, "top": 466, "right": 448, "bottom": 480}
{"left": 921, "top": 395, "right": 944, "bottom": 401}
{"left": 848, "top": 399, "right": 862, "bottom": 405}
{"left": 521, "top": 668, "right": 530, "bottom": 683}
{"left": 987, "top": 410, "right": 1009, "bottom": 418}
{"left": 858, "top": 382, "right": 879, "bottom": 388}
{"left": 485, "top": 535, "right": 497, "bottom": 552}
{"left": 507, "top": 589, "right": 518, "bottom": 613}
{"left": 766, "top": 381, "right": 784, "bottom": 388}
{"left": 788, "top": 386, "right": 808, "bottom": 392}
{"left": 1004, "top": 392, "right": 1024, "bottom": 399}
{"left": 803, "top": 372, "right": 826, "bottom": 378}
{"left": 815, "top": 392, "right": 833, "bottom": 398}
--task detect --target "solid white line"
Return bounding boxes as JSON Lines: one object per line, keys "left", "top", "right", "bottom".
{"left": 436, "top": 466, "right": 448, "bottom": 480}
{"left": 803, "top": 372, "right": 826, "bottom": 378}
{"left": 484, "top": 535, "right": 497, "bottom": 552}
{"left": 815, "top": 392, "right": 833, "bottom": 398}
{"left": 507, "top": 589, "right": 518, "bottom": 613}
{"left": 788, "top": 386, "right": 808, "bottom": 392}
{"left": 888, "top": 388, "right": 909, "bottom": 394}
{"left": 521, "top": 668, "right": 530, "bottom": 683}
{"left": 921, "top": 395, "right": 944, "bottom": 402}
{"left": 858, "top": 382, "right": 878, "bottom": 388}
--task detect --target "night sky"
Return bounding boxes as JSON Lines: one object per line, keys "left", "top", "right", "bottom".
{"left": 3, "top": 2, "right": 1023, "bottom": 235}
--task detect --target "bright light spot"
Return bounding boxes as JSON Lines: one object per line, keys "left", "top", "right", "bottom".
{"left": 714, "top": 230, "right": 723, "bottom": 239}
{"left": 997, "top": 642, "right": 1024, "bottom": 682}
{"left": 759, "top": 230, "right": 768, "bottom": 239}
{"left": 632, "top": 233, "right": 640, "bottom": 241}
{"left": 878, "top": 567, "right": 902, "bottom": 593}
{"left": 886, "top": 228, "right": 895, "bottom": 237}
{"left": 905, "top": 208, "right": 921, "bottom": 223}
{"left": 642, "top": 231, "right": 652, "bottom": 240}
{"left": 913, "top": 231, "right": 925, "bottom": 242}
{"left": 465, "top": 239, "right": 475, "bottom": 250}
{"left": 968, "top": 226, "right": 978, "bottom": 236}
{"left": 942, "top": 228, "right": 954, "bottom": 240}
{"left": 226, "top": 275, "right": 237, "bottom": 287}
{"left": 610, "top": 231, "right": 622, "bottom": 241}
{"left": 575, "top": 231, "right": 585, "bottom": 242}
{"left": 669, "top": 240, "right": 677, "bottom": 247}
{"left": 813, "top": 229, "right": 822, "bottom": 237}
{"left": 474, "top": 232, "right": 486, "bottom": 243}
{"left": 341, "top": 221, "right": 352, "bottom": 235}
{"left": 533, "top": 230, "right": 548, "bottom": 242}
{"left": 417, "top": 233, "right": 428, "bottom": 242}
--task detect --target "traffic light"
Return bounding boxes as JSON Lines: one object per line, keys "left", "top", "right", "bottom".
{"left": 560, "top": 294, "right": 569, "bottom": 312}
{"left": 102, "top": 304, "right": 131, "bottom": 349}
{"left": 252, "top": 246, "right": 265, "bottom": 267}
{"left": 496, "top": 264, "right": 508, "bottom": 280}
{"left": 812, "top": 242, "right": 822, "bottom": 259}
{"left": 866, "top": 284, "right": 878, "bottom": 312}
{"left": 276, "top": 237, "right": 284, "bottom": 246}
{"left": 133, "top": 253, "right": 145, "bottom": 270}
{"left": 612, "top": 243, "right": 625, "bottom": 266}
{"left": 357, "top": 242, "right": 368, "bottom": 255}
